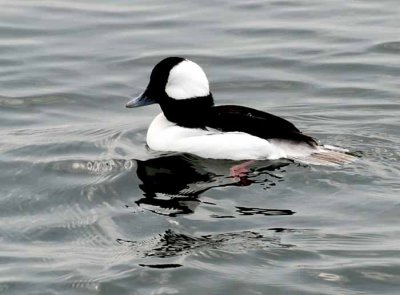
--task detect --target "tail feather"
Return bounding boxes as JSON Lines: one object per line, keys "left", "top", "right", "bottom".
{"left": 294, "top": 145, "right": 357, "bottom": 166}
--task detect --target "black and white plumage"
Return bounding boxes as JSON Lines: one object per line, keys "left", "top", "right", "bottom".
{"left": 126, "top": 57, "right": 354, "bottom": 165}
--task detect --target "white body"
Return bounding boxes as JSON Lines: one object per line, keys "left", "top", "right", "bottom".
{"left": 146, "top": 113, "right": 317, "bottom": 161}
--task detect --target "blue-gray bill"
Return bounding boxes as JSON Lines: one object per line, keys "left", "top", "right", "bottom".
{"left": 126, "top": 92, "right": 156, "bottom": 108}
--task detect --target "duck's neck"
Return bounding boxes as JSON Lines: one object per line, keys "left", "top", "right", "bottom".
{"left": 160, "top": 94, "right": 214, "bottom": 128}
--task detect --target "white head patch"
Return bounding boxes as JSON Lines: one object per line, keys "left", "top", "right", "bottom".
{"left": 165, "top": 60, "right": 210, "bottom": 100}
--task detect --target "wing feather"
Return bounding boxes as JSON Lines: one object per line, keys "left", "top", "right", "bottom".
{"left": 206, "top": 105, "right": 317, "bottom": 146}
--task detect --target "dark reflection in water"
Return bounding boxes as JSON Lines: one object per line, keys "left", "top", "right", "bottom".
{"left": 119, "top": 154, "right": 296, "bottom": 267}
{"left": 117, "top": 228, "right": 293, "bottom": 262}
{"left": 139, "top": 263, "right": 182, "bottom": 269}
{"left": 236, "top": 206, "right": 294, "bottom": 216}
{"left": 131, "top": 154, "right": 291, "bottom": 217}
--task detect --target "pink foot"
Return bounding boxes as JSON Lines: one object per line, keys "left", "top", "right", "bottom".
{"left": 229, "top": 160, "right": 256, "bottom": 183}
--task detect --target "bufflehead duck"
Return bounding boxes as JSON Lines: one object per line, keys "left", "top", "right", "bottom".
{"left": 126, "top": 57, "right": 354, "bottom": 165}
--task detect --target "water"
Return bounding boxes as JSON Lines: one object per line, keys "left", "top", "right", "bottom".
{"left": 0, "top": 0, "right": 399, "bottom": 294}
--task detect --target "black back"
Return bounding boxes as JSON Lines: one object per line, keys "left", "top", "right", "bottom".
{"left": 204, "top": 105, "right": 317, "bottom": 146}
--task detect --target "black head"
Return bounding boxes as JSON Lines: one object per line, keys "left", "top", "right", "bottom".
{"left": 126, "top": 57, "right": 214, "bottom": 127}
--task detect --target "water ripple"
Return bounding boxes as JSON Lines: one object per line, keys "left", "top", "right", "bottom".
{"left": 0, "top": 0, "right": 399, "bottom": 294}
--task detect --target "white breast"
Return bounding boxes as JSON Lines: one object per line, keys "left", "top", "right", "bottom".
{"left": 146, "top": 113, "right": 315, "bottom": 160}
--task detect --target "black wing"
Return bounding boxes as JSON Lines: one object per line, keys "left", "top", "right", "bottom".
{"left": 205, "top": 105, "right": 317, "bottom": 146}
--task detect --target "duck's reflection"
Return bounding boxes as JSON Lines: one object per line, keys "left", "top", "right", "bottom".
{"left": 132, "top": 153, "right": 292, "bottom": 216}
{"left": 117, "top": 228, "right": 295, "bottom": 262}
{"left": 117, "top": 154, "right": 297, "bottom": 268}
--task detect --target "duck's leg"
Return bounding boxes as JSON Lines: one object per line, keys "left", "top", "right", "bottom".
{"left": 229, "top": 160, "right": 256, "bottom": 179}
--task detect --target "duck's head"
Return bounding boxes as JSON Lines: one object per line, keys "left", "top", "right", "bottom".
{"left": 126, "top": 57, "right": 214, "bottom": 125}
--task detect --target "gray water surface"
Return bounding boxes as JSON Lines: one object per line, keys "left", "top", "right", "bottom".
{"left": 1, "top": 1, "right": 400, "bottom": 294}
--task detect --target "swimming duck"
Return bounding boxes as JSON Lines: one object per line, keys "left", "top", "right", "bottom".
{"left": 126, "top": 57, "right": 354, "bottom": 165}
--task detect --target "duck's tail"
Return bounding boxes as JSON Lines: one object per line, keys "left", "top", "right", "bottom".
{"left": 294, "top": 145, "right": 357, "bottom": 166}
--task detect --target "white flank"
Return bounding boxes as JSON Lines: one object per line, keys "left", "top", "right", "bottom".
{"left": 146, "top": 114, "right": 318, "bottom": 161}
{"left": 165, "top": 60, "right": 210, "bottom": 100}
